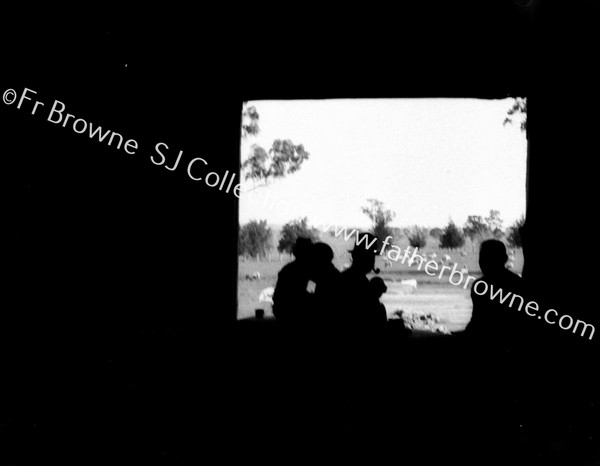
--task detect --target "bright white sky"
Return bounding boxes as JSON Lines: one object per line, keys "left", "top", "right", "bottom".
{"left": 240, "top": 98, "right": 527, "bottom": 230}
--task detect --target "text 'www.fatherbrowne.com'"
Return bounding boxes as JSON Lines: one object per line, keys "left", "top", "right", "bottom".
{"left": 321, "top": 223, "right": 595, "bottom": 340}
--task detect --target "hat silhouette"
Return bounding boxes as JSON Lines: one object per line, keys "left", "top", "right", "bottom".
{"left": 348, "top": 232, "right": 379, "bottom": 256}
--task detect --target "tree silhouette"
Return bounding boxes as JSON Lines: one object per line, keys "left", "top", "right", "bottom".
{"left": 241, "top": 105, "right": 260, "bottom": 139}
{"left": 239, "top": 220, "right": 272, "bottom": 259}
{"left": 241, "top": 104, "right": 310, "bottom": 191}
{"left": 464, "top": 215, "right": 491, "bottom": 249}
{"left": 503, "top": 97, "right": 527, "bottom": 137}
{"left": 361, "top": 199, "right": 396, "bottom": 247}
{"left": 506, "top": 215, "right": 525, "bottom": 248}
{"left": 485, "top": 209, "right": 504, "bottom": 239}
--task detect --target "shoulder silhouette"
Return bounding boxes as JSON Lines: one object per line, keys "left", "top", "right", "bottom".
{"left": 465, "top": 239, "right": 525, "bottom": 348}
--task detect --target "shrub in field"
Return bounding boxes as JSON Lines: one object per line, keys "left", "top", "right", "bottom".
{"left": 439, "top": 220, "right": 465, "bottom": 250}
{"left": 408, "top": 226, "right": 428, "bottom": 249}
{"left": 429, "top": 227, "right": 443, "bottom": 239}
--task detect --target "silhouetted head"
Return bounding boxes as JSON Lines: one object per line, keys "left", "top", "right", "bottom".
{"left": 292, "top": 237, "right": 313, "bottom": 261}
{"left": 309, "top": 242, "right": 335, "bottom": 282}
{"left": 479, "top": 239, "right": 508, "bottom": 276}
{"left": 348, "top": 232, "right": 378, "bottom": 275}
{"left": 369, "top": 276, "right": 387, "bottom": 299}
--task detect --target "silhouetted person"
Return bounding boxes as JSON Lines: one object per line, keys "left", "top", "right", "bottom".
{"left": 339, "top": 232, "right": 386, "bottom": 329}
{"left": 336, "top": 232, "right": 387, "bottom": 440}
{"left": 272, "top": 237, "right": 314, "bottom": 322}
{"left": 304, "top": 242, "right": 342, "bottom": 406}
{"left": 461, "top": 239, "right": 527, "bottom": 458}
{"left": 309, "top": 242, "right": 341, "bottom": 325}
{"left": 464, "top": 239, "right": 525, "bottom": 350}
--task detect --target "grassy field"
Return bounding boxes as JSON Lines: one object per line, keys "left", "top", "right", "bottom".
{"left": 237, "top": 228, "right": 524, "bottom": 329}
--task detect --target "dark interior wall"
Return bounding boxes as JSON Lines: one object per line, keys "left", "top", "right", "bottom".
{"left": 4, "top": 24, "right": 241, "bottom": 335}
{"left": 3, "top": 20, "right": 243, "bottom": 462}
{"left": 525, "top": 1, "right": 600, "bottom": 346}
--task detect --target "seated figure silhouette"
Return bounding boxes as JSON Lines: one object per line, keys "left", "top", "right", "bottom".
{"left": 272, "top": 237, "right": 313, "bottom": 322}
{"left": 464, "top": 239, "right": 525, "bottom": 351}
{"left": 338, "top": 232, "right": 387, "bottom": 329}
{"left": 335, "top": 233, "right": 387, "bottom": 436}
{"left": 309, "top": 242, "right": 341, "bottom": 324}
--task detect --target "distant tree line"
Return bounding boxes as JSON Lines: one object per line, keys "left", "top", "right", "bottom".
{"left": 239, "top": 204, "right": 524, "bottom": 261}
{"left": 360, "top": 199, "right": 523, "bottom": 251}
{"left": 238, "top": 216, "right": 319, "bottom": 260}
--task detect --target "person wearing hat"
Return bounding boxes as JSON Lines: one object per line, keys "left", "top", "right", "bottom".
{"left": 338, "top": 232, "right": 387, "bottom": 329}
{"left": 336, "top": 232, "right": 387, "bottom": 429}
